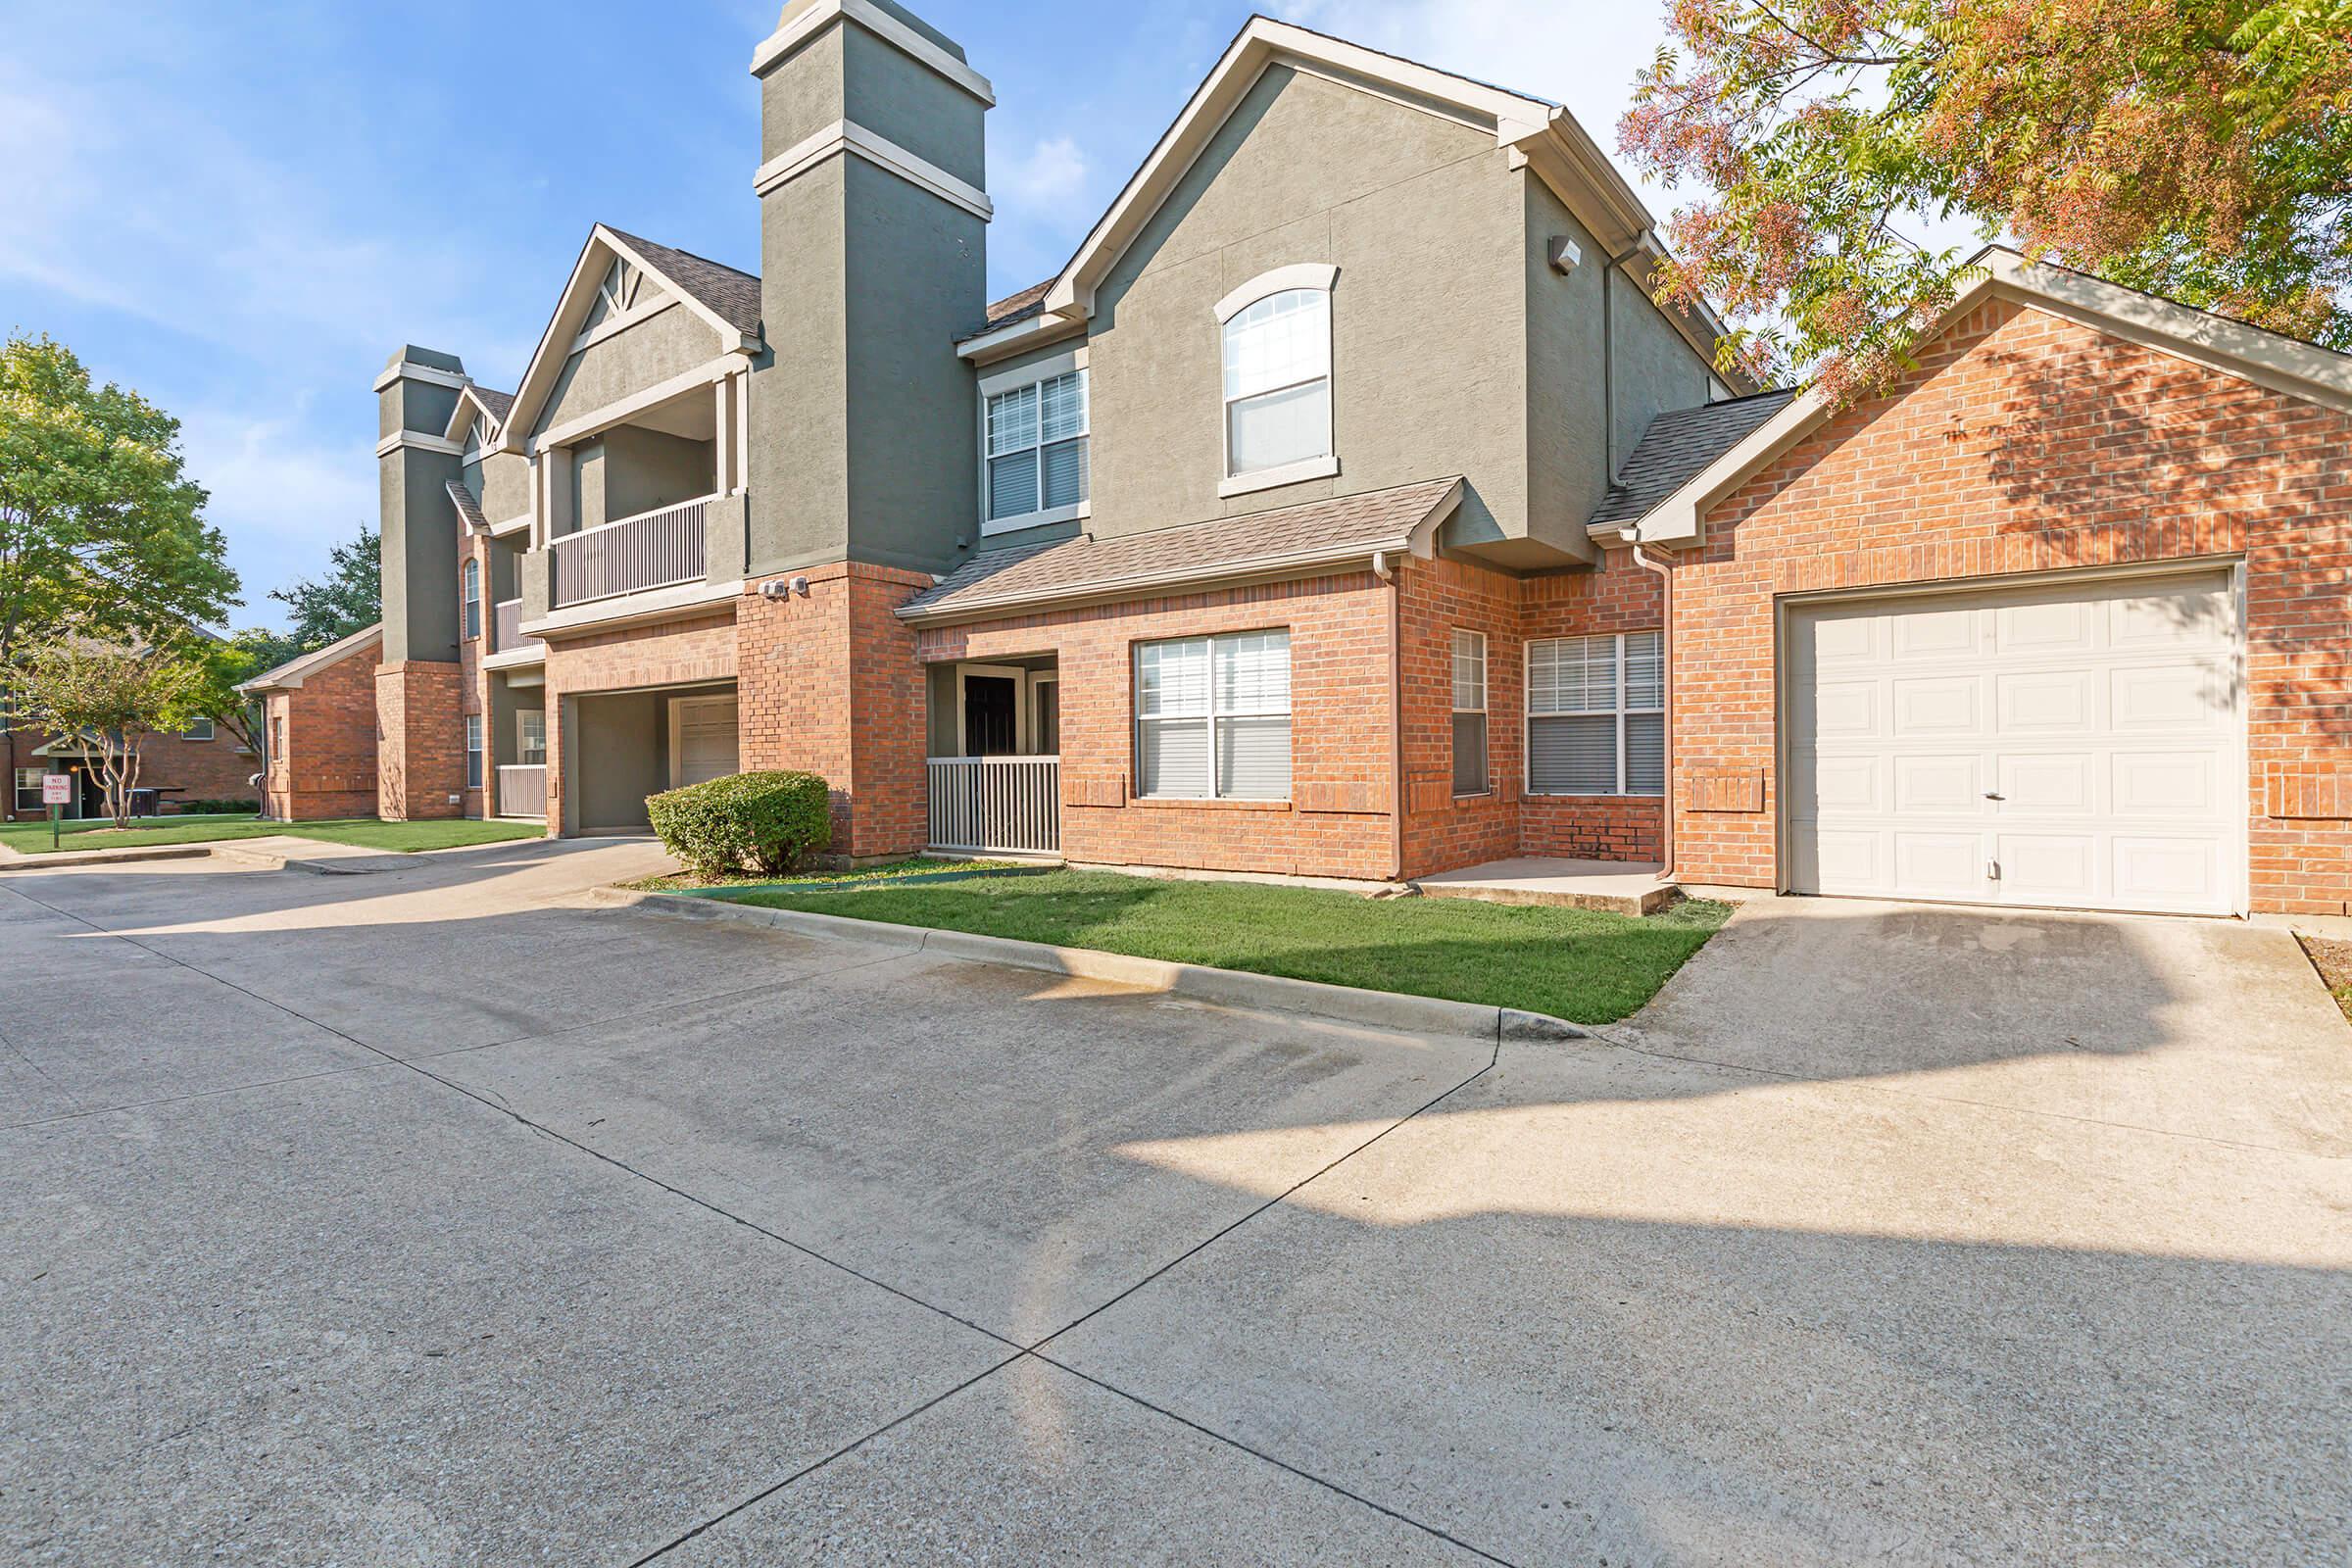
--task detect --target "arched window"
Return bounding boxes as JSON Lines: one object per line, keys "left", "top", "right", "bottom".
{"left": 1215, "top": 265, "right": 1338, "bottom": 490}
{"left": 461, "top": 559, "right": 482, "bottom": 640}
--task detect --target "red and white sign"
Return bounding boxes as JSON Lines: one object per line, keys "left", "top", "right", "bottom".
{"left": 40, "top": 774, "right": 71, "bottom": 807}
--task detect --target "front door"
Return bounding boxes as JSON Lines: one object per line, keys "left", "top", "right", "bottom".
{"left": 671, "top": 695, "right": 739, "bottom": 788}
{"left": 962, "top": 675, "right": 1018, "bottom": 756}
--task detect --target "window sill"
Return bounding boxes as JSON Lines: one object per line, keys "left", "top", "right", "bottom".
{"left": 1130, "top": 795, "right": 1293, "bottom": 811}
{"left": 1523, "top": 791, "right": 1666, "bottom": 802}
{"left": 980, "top": 499, "right": 1088, "bottom": 537}
{"left": 1452, "top": 791, "right": 1493, "bottom": 803}
{"left": 1218, "top": 454, "right": 1337, "bottom": 499}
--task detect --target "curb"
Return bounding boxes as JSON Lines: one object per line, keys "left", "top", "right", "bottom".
{"left": 0, "top": 844, "right": 217, "bottom": 871}
{"left": 209, "top": 844, "right": 380, "bottom": 876}
{"left": 587, "top": 886, "right": 1594, "bottom": 1045}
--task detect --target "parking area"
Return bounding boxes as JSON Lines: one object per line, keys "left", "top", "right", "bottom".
{"left": 2, "top": 842, "right": 2345, "bottom": 1565}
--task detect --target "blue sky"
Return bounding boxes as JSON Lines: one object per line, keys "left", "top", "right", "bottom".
{"left": 0, "top": 0, "right": 1681, "bottom": 630}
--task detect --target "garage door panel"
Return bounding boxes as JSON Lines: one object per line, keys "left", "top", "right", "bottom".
{"left": 1787, "top": 571, "right": 2240, "bottom": 916}
{"left": 1995, "top": 833, "right": 2095, "bottom": 901}
{"left": 2112, "top": 750, "right": 2218, "bottom": 815}
{"left": 1890, "top": 606, "right": 1979, "bottom": 660}
{"left": 2111, "top": 662, "right": 2232, "bottom": 732}
{"left": 1892, "top": 833, "right": 1984, "bottom": 897}
{"left": 1998, "top": 754, "right": 2094, "bottom": 814}
{"left": 1892, "top": 754, "right": 1982, "bottom": 813}
{"left": 1995, "top": 669, "right": 2093, "bottom": 731}
{"left": 1890, "top": 677, "right": 1982, "bottom": 737}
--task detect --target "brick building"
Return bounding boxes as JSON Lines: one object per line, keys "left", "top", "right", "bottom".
{"left": 4, "top": 719, "right": 258, "bottom": 822}
{"left": 239, "top": 624, "right": 384, "bottom": 822}
{"left": 335, "top": 5, "right": 2350, "bottom": 918}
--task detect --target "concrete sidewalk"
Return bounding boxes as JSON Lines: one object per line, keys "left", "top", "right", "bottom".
{"left": 0, "top": 844, "right": 2342, "bottom": 1564}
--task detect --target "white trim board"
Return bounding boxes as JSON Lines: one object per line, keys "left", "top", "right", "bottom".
{"left": 753, "top": 120, "right": 992, "bottom": 222}
{"left": 376, "top": 430, "right": 464, "bottom": 459}
{"left": 749, "top": 0, "right": 994, "bottom": 106}
{"left": 372, "top": 360, "right": 470, "bottom": 393}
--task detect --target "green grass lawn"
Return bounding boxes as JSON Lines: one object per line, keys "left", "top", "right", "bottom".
{"left": 718, "top": 868, "right": 1731, "bottom": 1023}
{"left": 0, "top": 813, "right": 546, "bottom": 856}
{"left": 619, "top": 857, "right": 1017, "bottom": 893}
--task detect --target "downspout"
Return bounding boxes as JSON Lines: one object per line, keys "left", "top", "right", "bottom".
{"left": 1374, "top": 549, "right": 1404, "bottom": 883}
{"left": 1624, "top": 531, "right": 1677, "bottom": 883}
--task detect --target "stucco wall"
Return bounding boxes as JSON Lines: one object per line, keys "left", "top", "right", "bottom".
{"left": 1083, "top": 67, "right": 1525, "bottom": 548}
{"left": 534, "top": 305, "right": 721, "bottom": 439}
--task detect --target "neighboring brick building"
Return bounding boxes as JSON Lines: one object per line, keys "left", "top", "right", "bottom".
{"left": 239, "top": 625, "right": 382, "bottom": 822}
{"left": 327, "top": 5, "right": 2348, "bottom": 919}
{"left": 4, "top": 718, "right": 258, "bottom": 823}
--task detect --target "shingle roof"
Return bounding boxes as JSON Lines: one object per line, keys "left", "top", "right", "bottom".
{"left": 446, "top": 480, "right": 488, "bottom": 531}
{"left": 602, "top": 226, "right": 762, "bottom": 334}
{"left": 473, "top": 387, "right": 514, "bottom": 423}
{"left": 236, "top": 622, "right": 385, "bottom": 694}
{"left": 901, "top": 477, "right": 1463, "bottom": 622}
{"left": 985, "top": 279, "right": 1053, "bottom": 327}
{"left": 1586, "top": 389, "right": 1800, "bottom": 529}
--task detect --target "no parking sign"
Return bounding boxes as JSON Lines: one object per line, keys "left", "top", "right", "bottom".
{"left": 40, "top": 775, "right": 69, "bottom": 807}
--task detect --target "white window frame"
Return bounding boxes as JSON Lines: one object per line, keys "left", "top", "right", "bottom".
{"left": 515, "top": 709, "right": 547, "bottom": 766}
{"left": 1214, "top": 264, "right": 1340, "bottom": 498}
{"left": 465, "top": 713, "right": 484, "bottom": 790}
{"left": 1524, "top": 631, "right": 1665, "bottom": 798}
{"left": 1133, "top": 629, "right": 1293, "bottom": 801}
{"left": 462, "top": 559, "right": 482, "bottom": 640}
{"left": 178, "top": 717, "right": 216, "bottom": 742}
{"left": 14, "top": 767, "right": 46, "bottom": 812}
{"left": 1451, "top": 629, "right": 1489, "bottom": 798}
{"left": 977, "top": 347, "right": 1091, "bottom": 535}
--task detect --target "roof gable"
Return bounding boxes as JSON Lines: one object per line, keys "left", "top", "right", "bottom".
{"left": 236, "top": 623, "right": 385, "bottom": 694}
{"left": 497, "top": 225, "right": 762, "bottom": 451}
{"left": 1609, "top": 248, "right": 2352, "bottom": 547}
{"left": 442, "top": 383, "right": 516, "bottom": 447}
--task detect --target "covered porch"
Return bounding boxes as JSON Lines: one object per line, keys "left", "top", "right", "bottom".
{"left": 557, "top": 679, "right": 738, "bottom": 836}
{"left": 924, "top": 657, "right": 1060, "bottom": 857}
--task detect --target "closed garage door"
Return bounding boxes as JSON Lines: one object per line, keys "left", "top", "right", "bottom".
{"left": 1787, "top": 570, "right": 2241, "bottom": 915}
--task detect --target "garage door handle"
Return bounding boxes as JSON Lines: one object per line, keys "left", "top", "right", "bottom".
{"left": 1983, "top": 792, "right": 2004, "bottom": 801}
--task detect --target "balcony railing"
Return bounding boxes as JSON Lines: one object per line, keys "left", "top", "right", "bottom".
{"left": 490, "top": 598, "right": 540, "bottom": 656}
{"left": 496, "top": 764, "right": 548, "bottom": 821}
{"left": 550, "top": 496, "right": 710, "bottom": 609}
{"left": 926, "top": 756, "right": 1060, "bottom": 856}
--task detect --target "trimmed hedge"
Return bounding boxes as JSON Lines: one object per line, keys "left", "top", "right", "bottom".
{"left": 647, "top": 770, "right": 832, "bottom": 876}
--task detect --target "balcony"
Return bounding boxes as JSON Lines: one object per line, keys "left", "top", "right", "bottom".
{"left": 495, "top": 764, "right": 548, "bottom": 821}
{"left": 926, "top": 756, "right": 1060, "bottom": 855}
{"left": 550, "top": 495, "right": 710, "bottom": 609}
{"left": 490, "top": 598, "right": 540, "bottom": 657}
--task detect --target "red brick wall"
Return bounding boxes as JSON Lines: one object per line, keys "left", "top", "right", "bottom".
{"left": 2, "top": 722, "right": 259, "bottom": 821}
{"left": 264, "top": 642, "right": 380, "bottom": 820}
{"left": 1674, "top": 297, "right": 2352, "bottom": 914}
{"left": 738, "top": 562, "right": 933, "bottom": 859}
{"left": 1397, "top": 554, "right": 1518, "bottom": 879}
{"left": 375, "top": 660, "right": 465, "bottom": 820}
{"left": 542, "top": 608, "right": 737, "bottom": 834}
{"left": 919, "top": 572, "right": 1400, "bottom": 880}
{"left": 1518, "top": 550, "right": 1668, "bottom": 864}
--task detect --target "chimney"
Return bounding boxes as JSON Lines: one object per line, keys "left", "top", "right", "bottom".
{"left": 745, "top": 0, "right": 991, "bottom": 578}
{"left": 374, "top": 345, "right": 469, "bottom": 664}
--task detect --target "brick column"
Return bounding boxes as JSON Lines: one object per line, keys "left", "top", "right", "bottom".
{"left": 375, "top": 660, "right": 466, "bottom": 820}
{"left": 737, "top": 561, "right": 932, "bottom": 861}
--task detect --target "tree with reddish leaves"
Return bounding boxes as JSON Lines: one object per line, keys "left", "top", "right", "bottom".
{"left": 1619, "top": 0, "right": 2352, "bottom": 401}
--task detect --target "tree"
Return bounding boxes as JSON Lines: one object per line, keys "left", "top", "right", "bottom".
{"left": 0, "top": 334, "right": 239, "bottom": 800}
{"left": 16, "top": 637, "right": 209, "bottom": 828}
{"left": 1619, "top": 0, "right": 2352, "bottom": 401}
{"left": 264, "top": 523, "right": 378, "bottom": 665}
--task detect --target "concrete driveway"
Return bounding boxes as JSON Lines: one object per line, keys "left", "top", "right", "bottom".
{"left": 1, "top": 848, "right": 2343, "bottom": 1565}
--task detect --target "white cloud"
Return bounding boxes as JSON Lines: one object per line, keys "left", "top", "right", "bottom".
{"left": 179, "top": 409, "right": 378, "bottom": 628}
{"left": 999, "top": 134, "right": 1094, "bottom": 213}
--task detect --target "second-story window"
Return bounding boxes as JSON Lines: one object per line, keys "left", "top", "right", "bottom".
{"left": 462, "top": 559, "right": 482, "bottom": 640}
{"left": 984, "top": 367, "right": 1089, "bottom": 531}
{"left": 1215, "top": 265, "right": 1338, "bottom": 493}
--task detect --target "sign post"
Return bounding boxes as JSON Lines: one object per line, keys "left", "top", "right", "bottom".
{"left": 41, "top": 773, "right": 70, "bottom": 852}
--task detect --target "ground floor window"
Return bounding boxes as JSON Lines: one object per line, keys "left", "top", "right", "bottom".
{"left": 515, "top": 710, "right": 546, "bottom": 766}
{"left": 1452, "top": 629, "right": 1489, "bottom": 796}
{"left": 14, "top": 767, "right": 45, "bottom": 812}
{"left": 1527, "top": 631, "right": 1663, "bottom": 796}
{"left": 465, "top": 714, "right": 484, "bottom": 788}
{"left": 1135, "top": 629, "right": 1291, "bottom": 800}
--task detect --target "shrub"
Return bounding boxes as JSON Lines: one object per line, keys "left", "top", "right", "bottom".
{"left": 647, "top": 770, "right": 832, "bottom": 876}
{"left": 172, "top": 798, "right": 258, "bottom": 815}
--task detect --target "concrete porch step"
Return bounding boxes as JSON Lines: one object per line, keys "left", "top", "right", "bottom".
{"left": 1413, "top": 857, "right": 1680, "bottom": 916}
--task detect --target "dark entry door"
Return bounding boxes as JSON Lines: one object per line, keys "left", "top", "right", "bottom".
{"left": 963, "top": 675, "right": 1017, "bottom": 755}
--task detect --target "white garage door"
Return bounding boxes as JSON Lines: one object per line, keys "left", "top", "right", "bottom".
{"left": 672, "top": 695, "right": 740, "bottom": 788}
{"left": 1787, "top": 571, "right": 2241, "bottom": 915}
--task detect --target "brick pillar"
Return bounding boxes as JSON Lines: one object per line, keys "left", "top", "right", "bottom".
{"left": 738, "top": 561, "right": 932, "bottom": 860}
{"left": 375, "top": 660, "right": 466, "bottom": 820}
